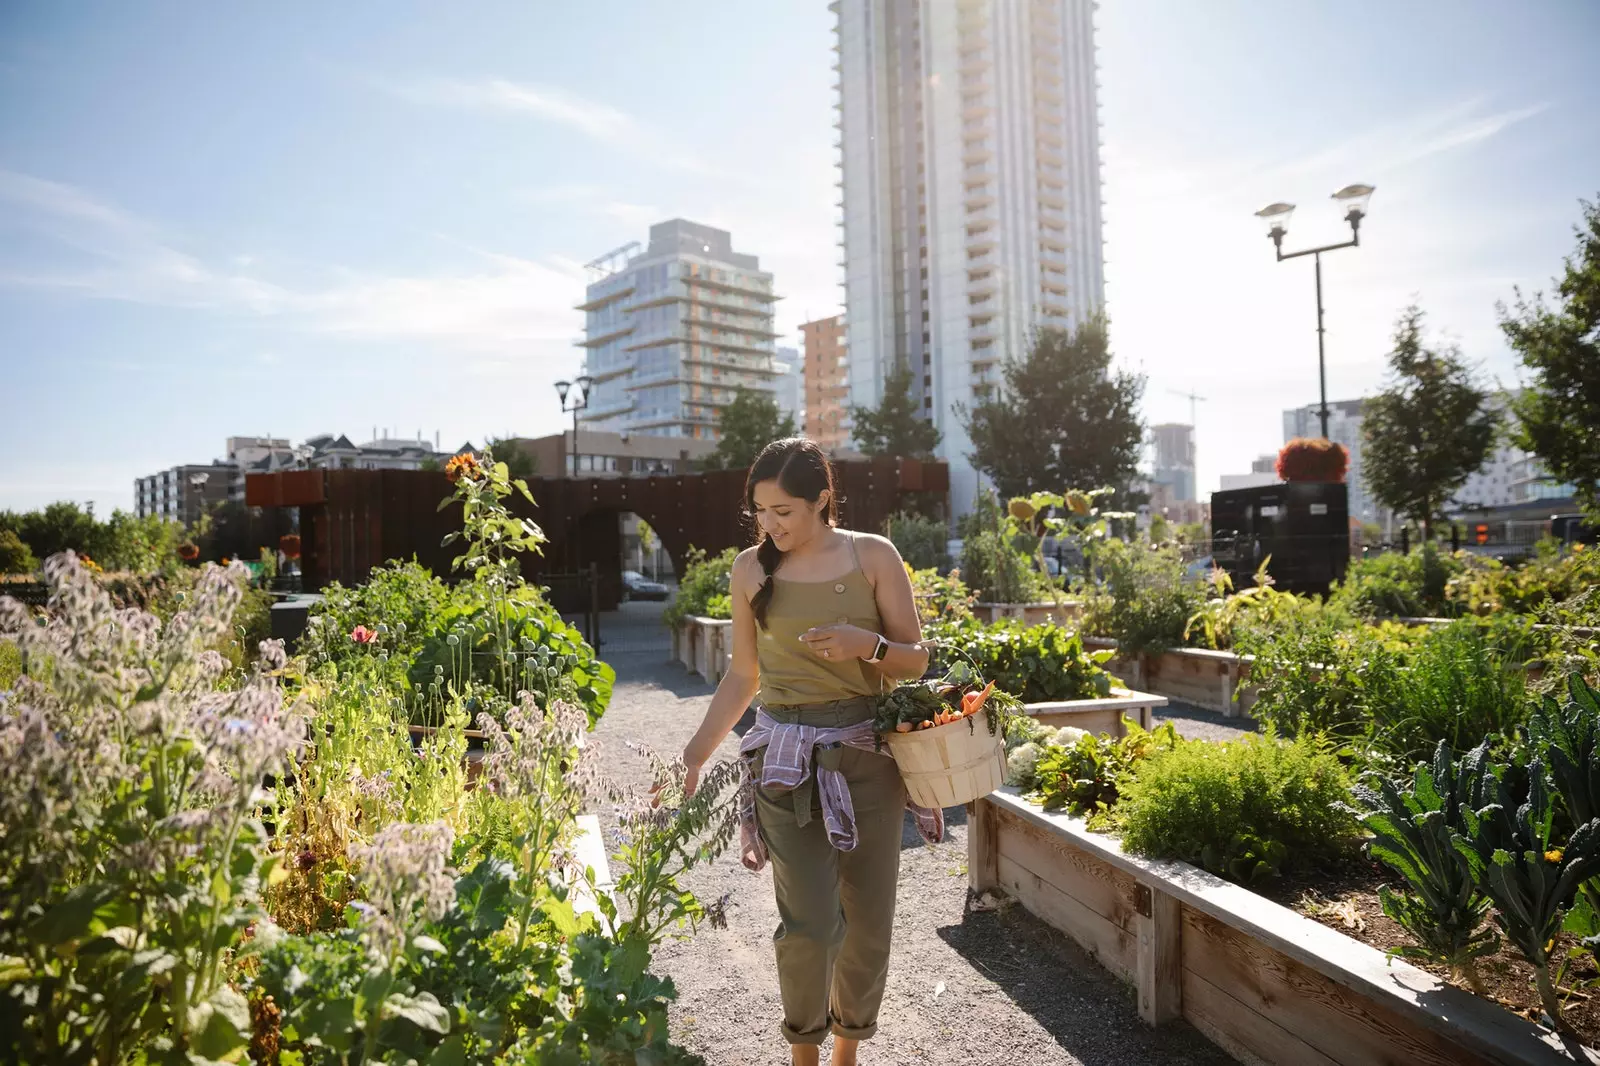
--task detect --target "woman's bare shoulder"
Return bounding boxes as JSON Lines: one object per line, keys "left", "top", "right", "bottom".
{"left": 849, "top": 530, "right": 903, "bottom": 564}
{"left": 731, "top": 546, "right": 764, "bottom": 588}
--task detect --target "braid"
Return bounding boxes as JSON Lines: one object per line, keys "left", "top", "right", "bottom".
{"left": 750, "top": 534, "right": 782, "bottom": 630}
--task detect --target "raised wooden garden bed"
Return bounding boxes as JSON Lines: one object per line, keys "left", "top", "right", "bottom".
{"left": 672, "top": 616, "right": 732, "bottom": 684}
{"left": 1083, "top": 637, "right": 1258, "bottom": 718}
{"left": 1023, "top": 688, "right": 1167, "bottom": 736}
{"left": 968, "top": 788, "right": 1598, "bottom": 1066}
{"left": 972, "top": 600, "right": 1085, "bottom": 626}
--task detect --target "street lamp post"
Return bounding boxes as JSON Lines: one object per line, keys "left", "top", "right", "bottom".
{"left": 1254, "top": 184, "right": 1375, "bottom": 440}
{"left": 554, "top": 375, "right": 594, "bottom": 476}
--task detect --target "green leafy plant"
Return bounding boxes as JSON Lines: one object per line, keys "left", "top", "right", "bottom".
{"left": 1118, "top": 731, "right": 1359, "bottom": 883}
{"left": 885, "top": 510, "right": 950, "bottom": 571}
{"left": 1031, "top": 718, "right": 1180, "bottom": 828}
{"left": 1329, "top": 544, "right": 1465, "bottom": 620}
{"left": 1183, "top": 558, "right": 1304, "bottom": 651}
{"left": 1451, "top": 756, "right": 1600, "bottom": 1038}
{"left": 1080, "top": 537, "right": 1209, "bottom": 654}
{"left": 1525, "top": 673, "right": 1600, "bottom": 945}
{"left": 1350, "top": 741, "right": 1499, "bottom": 993}
{"left": 907, "top": 564, "right": 975, "bottom": 623}
{"left": 923, "top": 615, "right": 1116, "bottom": 704}
{"left": 663, "top": 546, "right": 737, "bottom": 627}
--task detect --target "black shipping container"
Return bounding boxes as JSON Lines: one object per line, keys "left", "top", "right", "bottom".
{"left": 1210, "top": 482, "right": 1350, "bottom": 597}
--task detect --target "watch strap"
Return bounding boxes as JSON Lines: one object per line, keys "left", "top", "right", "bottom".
{"left": 866, "top": 634, "right": 889, "bottom": 663}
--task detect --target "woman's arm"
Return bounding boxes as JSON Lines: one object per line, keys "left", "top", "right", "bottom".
{"left": 679, "top": 549, "right": 762, "bottom": 796}
{"left": 797, "top": 534, "right": 929, "bottom": 680}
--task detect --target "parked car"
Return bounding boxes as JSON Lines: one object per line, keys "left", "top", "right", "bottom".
{"left": 621, "top": 569, "right": 670, "bottom": 601}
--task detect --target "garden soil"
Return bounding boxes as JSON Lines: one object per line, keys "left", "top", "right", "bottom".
{"left": 592, "top": 650, "right": 1239, "bottom": 1066}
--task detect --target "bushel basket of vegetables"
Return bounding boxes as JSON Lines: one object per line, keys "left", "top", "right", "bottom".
{"left": 874, "top": 662, "right": 1021, "bottom": 808}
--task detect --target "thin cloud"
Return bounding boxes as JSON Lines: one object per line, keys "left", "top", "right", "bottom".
{"left": 380, "top": 75, "right": 736, "bottom": 179}
{"left": 0, "top": 169, "right": 583, "bottom": 353}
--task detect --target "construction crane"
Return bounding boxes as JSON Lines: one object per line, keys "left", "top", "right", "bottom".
{"left": 1169, "top": 388, "right": 1207, "bottom": 428}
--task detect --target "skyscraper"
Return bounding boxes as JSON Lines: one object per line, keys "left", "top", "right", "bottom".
{"left": 1150, "top": 422, "right": 1196, "bottom": 503}
{"left": 835, "top": 0, "right": 1105, "bottom": 508}
{"left": 577, "top": 220, "right": 780, "bottom": 440}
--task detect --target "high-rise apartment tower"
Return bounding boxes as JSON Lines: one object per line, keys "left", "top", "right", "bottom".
{"left": 835, "top": 0, "right": 1105, "bottom": 507}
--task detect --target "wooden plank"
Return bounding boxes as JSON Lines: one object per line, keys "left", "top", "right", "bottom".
{"left": 1138, "top": 886, "right": 1182, "bottom": 1025}
{"left": 992, "top": 804, "right": 1140, "bottom": 928}
{"left": 966, "top": 797, "right": 1000, "bottom": 893}
{"left": 1183, "top": 905, "right": 1503, "bottom": 1066}
{"left": 996, "top": 853, "right": 1136, "bottom": 981}
{"left": 982, "top": 790, "right": 1593, "bottom": 1066}
{"left": 1183, "top": 965, "right": 1338, "bottom": 1066}
{"left": 1031, "top": 708, "right": 1119, "bottom": 735}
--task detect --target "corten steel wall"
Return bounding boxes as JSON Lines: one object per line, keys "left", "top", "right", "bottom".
{"left": 246, "top": 458, "right": 948, "bottom": 603}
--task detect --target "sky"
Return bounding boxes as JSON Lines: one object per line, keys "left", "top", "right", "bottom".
{"left": 1, "top": 1, "right": 1597, "bottom": 514}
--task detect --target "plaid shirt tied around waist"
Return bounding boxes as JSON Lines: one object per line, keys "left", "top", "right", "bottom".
{"left": 737, "top": 708, "right": 945, "bottom": 873}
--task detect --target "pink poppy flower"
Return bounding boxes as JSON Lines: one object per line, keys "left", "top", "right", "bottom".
{"left": 350, "top": 625, "right": 377, "bottom": 644}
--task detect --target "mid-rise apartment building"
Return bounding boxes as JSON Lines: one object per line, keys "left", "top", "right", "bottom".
{"left": 577, "top": 219, "right": 780, "bottom": 440}
{"left": 1150, "top": 422, "right": 1196, "bottom": 503}
{"left": 801, "top": 314, "right": 851, "bottom": 451}
{"left": 836, "top": 0, "right": 1106, "bottom": 507}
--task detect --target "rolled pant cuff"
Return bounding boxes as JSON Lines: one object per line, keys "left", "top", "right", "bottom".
{"left": 781, "top": 1022, "right": 830, "bottom": 1046}
{"left": 830, "top": 1019, "right": 878, "bottom": 1041}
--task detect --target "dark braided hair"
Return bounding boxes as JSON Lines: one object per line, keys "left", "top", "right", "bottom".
{"left": 745, "top": 437, "right": 838, "bottom": 629}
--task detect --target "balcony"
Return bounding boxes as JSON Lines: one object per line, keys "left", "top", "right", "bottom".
{"left": 969, "top": 321, "right": 998, "bottom": 344}
{"left": 964, "top": 184, "right": 995, "bottom": 210}
{"left": 681, "top": 272, "right": 778, "bottom": 302}
{"left": 962, "top": 96, "right": 992, "bottom": 121}
{"left": 577, "top": 322, "right": 636, "bottom": 348}
{"left": 959, "top": 49, "right": 989, "bottom": 75}
{"left": 587, "top": 360, "right": 636, "bottom": 384}
{"left": 1038, "top": 145, "right": 1065, "bottom": 169}
{"left": 968, "top": 270, "right": 997, "bottom": 295}
{"left": 1038, "top": 185, "right": 1066, "bottom": 209}
{"left": 583, "top": 397, "right": 637, "bottom": 421}
{"left": 1040, "top": 231, "right": 1068, "bottom": 253}
{"left": 1035, "top": 80, "right": 1064, "bottom": 106}
{"left": 1040, "top": 204, "right": 1067, "bottom": 225}
{"left": 967, "top": 250, "right": 997, "bottom": 269}
{"left": 967, "top": 228, "right": 997, "bottom": 254}
{"left": 962, "top": 139, "right": 994, "bottom": 165}
{"left": 574, "top": 282, "right": 635, "bottom": 312}
{"left": 683, "top": 313, "right": 780, "bottom": 339}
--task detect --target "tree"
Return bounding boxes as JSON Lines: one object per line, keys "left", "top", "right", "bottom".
{"left": 959, "top": 319, "right": 1145, "bottom": 499}
{"left": 487, "top": 437, "right": 539, "bottom": 480}
{"left": 851, "top": 360, "right": 941, "bottom": 459}
{"left": 0, "top": 529, "right": 37, "bottom": 575}
{"left": 0, "top": 501, "right": 101, "bottom": 561}
{"left": 702, "top": 387, "right": 795, "bottom": 471}
{"left": 1499, "top": 195, "right": 1600, "bottom": 522}
{"left": 1362, "top": 305, "right": 1499, "bottom": 539}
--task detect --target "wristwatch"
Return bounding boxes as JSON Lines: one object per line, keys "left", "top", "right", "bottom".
{"left": 865, "top": 634, "right": 890, "bottom": 664}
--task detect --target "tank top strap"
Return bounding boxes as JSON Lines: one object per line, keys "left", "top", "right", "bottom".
{"left": 844, "top": 528, "right": 863, "bottom": 573}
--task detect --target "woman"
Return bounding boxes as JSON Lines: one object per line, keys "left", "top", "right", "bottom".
{"left": 679, "top": 437, "right": 941, "bottom": 1066}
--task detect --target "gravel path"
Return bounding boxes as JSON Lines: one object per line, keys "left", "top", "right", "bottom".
{"left": 592, "top": 645, "right": 1238, "bottom": 1066}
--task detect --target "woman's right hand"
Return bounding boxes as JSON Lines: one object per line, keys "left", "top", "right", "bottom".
{"left": 682, "top": 759, "right": 702, "bottom": 800}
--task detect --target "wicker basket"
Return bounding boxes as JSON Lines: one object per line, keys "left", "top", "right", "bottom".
{"left": 882, "top": 707, "right": 1007, "bottom": 808}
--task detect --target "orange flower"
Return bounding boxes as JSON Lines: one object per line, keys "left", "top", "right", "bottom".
{"left": 1545, "top": 849, "right": 1564, "bottom": 864}
{"left": 179, "top": 543, "right": 200, "bottom": 562}
{"left": 445, "top": 452, "right": 482, "bottom": 483}
{"left": 279, "top": 533, "right": 302, "bottom": 560}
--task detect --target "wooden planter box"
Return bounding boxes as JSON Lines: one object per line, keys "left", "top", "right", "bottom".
{"left": 969, "top": 789, "right": 1596, "bottom": 1066}
{"left": 673, "top": 616, "right": 732, "bottom": 684}
{"left": 1023, "top": 688, "right": 1168, "bottom": 736}
{"left": 1082, "top": 637, "right": 1259, "bottom": 718}
{"left": 972, "top": 600, "right": 1084, "bottom": 626}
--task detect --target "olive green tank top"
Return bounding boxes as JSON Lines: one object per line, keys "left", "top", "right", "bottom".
{"left": 755, "top": 530, "right": 886, "bottom": 707}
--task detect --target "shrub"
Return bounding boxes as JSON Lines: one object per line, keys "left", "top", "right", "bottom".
{"left": 1277, "top": 437, "right": 1349, "bottom": 482}
{"left": 663, "top": 547, "right": 737, "bottom": 627}
{"left": 1118, "top": 731, "right": 1359, "bottom": 883}
{"left": 0, "top": 530, "right": 36, "bottom": 576}
{"left": 1363, "top": 616, "right": 1534, "bottom": 763}
{"left": 886, "top": 510, "right": 949, "bottom": 571}
{"left": 908, "top": 565, "right": 974, "bottom": 624}
{"left": 1448, "top": 541, "right": 1600, "bottom": 617}
{"left": 925, "top": 615, "right": 1115, "bottom": 703}
{"left": 305, "top": 559, "right": 452, "bottom": 671}
{"left": 957, "top": 492, "right": 1054, "bottom": 605}
{"left": 1081, "top": 538, "right": 1208, "bottom": 654}
{"left": 1329, "top": 544, "right": 1464, "bottom": 619}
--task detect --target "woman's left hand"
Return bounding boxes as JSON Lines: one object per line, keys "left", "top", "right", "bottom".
{"left": 798, "top": 623, "right": 878, "bottom": 662}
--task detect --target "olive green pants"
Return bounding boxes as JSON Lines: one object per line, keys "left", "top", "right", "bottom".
{"left": 753, "top": 698, "right": 907, "bottom": 1046}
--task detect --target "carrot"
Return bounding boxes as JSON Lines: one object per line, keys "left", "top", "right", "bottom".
{"left": 962, "top": 680, "right": 996, "bottom": 718}
{"left": 918, "top": 720, "right": 934, "bottom": 730}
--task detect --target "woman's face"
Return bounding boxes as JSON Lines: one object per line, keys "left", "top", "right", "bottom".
{"left": 751, "top": 479, "right": 827, "bottom": 552}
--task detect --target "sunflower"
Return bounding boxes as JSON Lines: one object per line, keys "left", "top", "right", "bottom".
{"left": 1007, "top": 498, "right": 1036, "bottom": 521}
{"left": 1066, "top": 490, "right": 1092, "bottom": 517}
{"left": 445, "top": 452, "right": 482, "bottom": 483}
